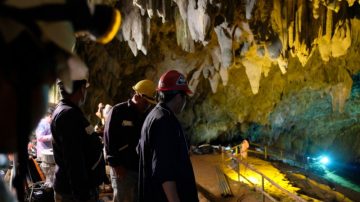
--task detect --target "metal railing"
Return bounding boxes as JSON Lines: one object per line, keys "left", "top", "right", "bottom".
{"left": 221, "top": 144, "right": 306, "bottom": 202}
{"left": 247, "top": 143, "right": 309, "bottom": 171}
{"left": 215, "top": 165, "right": 233, "bottom": 197}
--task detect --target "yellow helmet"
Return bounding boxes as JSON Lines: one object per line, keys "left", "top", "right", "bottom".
{"left": 132, "top": 80, "right": 157, "bottom": 104}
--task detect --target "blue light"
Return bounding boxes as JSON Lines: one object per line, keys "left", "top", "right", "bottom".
{"left": 320, "top": 156, "right": 330, "bottom": 165}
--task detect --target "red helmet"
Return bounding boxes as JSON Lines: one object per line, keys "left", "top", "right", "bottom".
{"left": 157, "top": 70, "right": 192, "bottom": 94}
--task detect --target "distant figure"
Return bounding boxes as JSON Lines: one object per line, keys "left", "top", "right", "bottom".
{"left": 95, "top": 103, "right": 112, "bottom": 134}
{"left": 240, "top": 138, "right": 250, "bottom": 160}
{"left": 35, "top": 106, "right": 54, "bottom": 160}
{"left": 138, "top": 70, "right": 199, "bottom": 202}
{"left": 104, "top": 79, "right": 156, "bottom": 202}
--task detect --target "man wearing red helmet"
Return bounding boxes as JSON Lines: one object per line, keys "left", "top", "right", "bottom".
{"left": 137, "top": 70, "right": 198, "bottom": 202}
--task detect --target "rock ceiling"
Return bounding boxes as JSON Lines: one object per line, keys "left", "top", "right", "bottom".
{"left": 117, "top": 0, "right": 357, "bottom": 94}
{"left": 80, "top": 0, "right": 360, "bottom": 163}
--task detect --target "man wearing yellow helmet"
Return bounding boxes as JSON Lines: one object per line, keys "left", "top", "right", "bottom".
{"left": 104, "top": 79, "right": 156, "bottom": 202}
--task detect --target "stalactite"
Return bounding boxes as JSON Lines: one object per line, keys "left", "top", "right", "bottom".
{"left": 156, "top": 0, "right": 173, "bottom": 23}
{"left": 187, "top": 0, "right": 212, "bottom": 44}
{"left": 287, "top": 0, "right": 295, "bottom": 50}
{"left": 175, "top": 8, "right": 195, "bottom": 52}
{"left": 325, "top": 7, "right": 333, "bottom": 42}
{"left": 331, "top": 19, "right": 351, "bottom": 57}
{"left": 188, "top": 67, "right": 202, "bottom": 93}
{"left": 174, "top": 0, "right": 188, "bottom": 21}
{"left": 243, "top": 58, "right": 262, "bottom": 94}
{"left": 209, "top": 71, "right": 220, "bottom": 93}
{"left": 347, "top": 0, "right": 357, "bottom": 6}
{"left": 219, "top": 67, "right": 228, "bottom": 86}
{"left": 245, "top": 0, "right": 256, "bottom": 20}
{"left": 318, "top": 3, "right": 351, "bottom": 62}
{"left": 210, "top": 46, "right": 221, "bottom": 72}
{"left": 313, "top": 0, "right": 321, "bottom": 19}
{"left": 115, "top": 0, "right": 357, "bottom": 94}
{"left": 214, "top": 20, "right": 233, "bottom": 69}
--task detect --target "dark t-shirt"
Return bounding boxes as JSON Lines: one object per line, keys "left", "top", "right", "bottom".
{"left": 104, "top": 100, "right": 146, "bottom": 171}
{"left": 138, "top": 103, "right": 198, "bottom": 202}
{"left": 51, "top": 99, "right": 103, "bottom": 200}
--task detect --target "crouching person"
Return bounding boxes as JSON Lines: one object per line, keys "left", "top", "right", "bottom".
{"left": 51, "top": 79, "right": 106, "bottom": 202}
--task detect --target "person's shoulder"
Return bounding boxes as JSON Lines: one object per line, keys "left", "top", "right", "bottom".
{"left": 113, "top": 100, "right": 129, "bottom": 109}
{"left": 112, "top": 100, "right": 133, "bottom": 114}
{"left": 147, "top": 107, "right": 175, "bottom": 125}
{"left": 53, "top": 104, "right": 81, "bottom": 121}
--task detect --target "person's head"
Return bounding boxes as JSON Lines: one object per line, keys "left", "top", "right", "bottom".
{"left": 96, "top": 103, "right": 112, "bottom": 124}
{"left": 103, "top": 104, "right": 112, "bottom": 119}
{"left": 131, "top": 79, "right": 157, "bottom": 113}
{"left": 44, "top": 105, "right": 55, "bottom": 122}
{"left": 57, "top": 79, "right": 89, "bottom": 107}
{"left": 157, "top": 70, "right": 192, "bottom": 114}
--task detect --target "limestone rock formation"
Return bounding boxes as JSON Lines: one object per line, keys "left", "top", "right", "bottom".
{"left": 77, "top": 0, "right": 360, "bottom": 165}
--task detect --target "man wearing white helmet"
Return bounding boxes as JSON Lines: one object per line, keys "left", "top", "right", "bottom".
{"left": 104, "top": 79, "right": 157, "bottom": 202}
{"left": 138, "top": 70, "right": 198, "bottom": 202}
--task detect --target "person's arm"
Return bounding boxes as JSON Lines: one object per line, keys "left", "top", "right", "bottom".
{"left": 162, "top": 181, "right": 180, "bottom": 202}
{"left": 103, "top": 106, "right": 128, "bottom": 178}
{"left": 37, "top": 134, "right": 52, "bottom": 142}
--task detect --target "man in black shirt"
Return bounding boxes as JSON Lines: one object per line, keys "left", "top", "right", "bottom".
{"left": 104, "top": 80, "right": 156, "bottom": 202}
{"left": 51, "top": 79, "right": 105, "bottom": 202}
{"left": 138, "top": 70, "right": 199, "bottom": 202}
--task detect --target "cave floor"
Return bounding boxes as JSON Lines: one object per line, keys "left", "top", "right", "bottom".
{"left": 97, "top": 153, "right": 357, "bottom": 202}
{"left": 190, "top": 154, "right": 355, "bottom": 202}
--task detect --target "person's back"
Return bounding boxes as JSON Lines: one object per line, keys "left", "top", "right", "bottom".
{"left": 51, "top": 79, "right": 105, "bottom": 201}
{"left": 138, "top": 70, "right": 199, "bottom": 202}
{"left": 139, "top": 103, "right": 198, "bottom": 202}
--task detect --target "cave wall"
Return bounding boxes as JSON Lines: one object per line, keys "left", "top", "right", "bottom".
{"left": 77, "top": 0, "right": 360, "bottom": 164}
